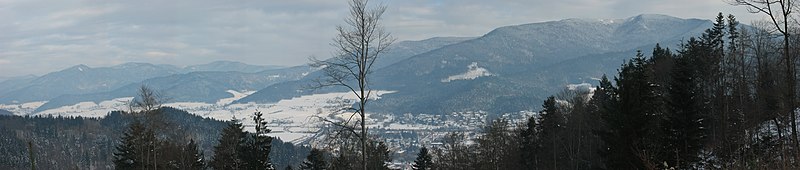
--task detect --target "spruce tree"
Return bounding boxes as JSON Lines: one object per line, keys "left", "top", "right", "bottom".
{"left": 300, "top": 148, "right": 328, "bottom": 170}
{"left": 412, "top": 147, "right": 433, "bottom": 170}
{"left": 538, "top": 96, "right": 567, "bottom": 170}
{"left": 241, "top": 111, "right": 275, "bottom": 170}
{"left": 113, "top": 120, "right": 157, "bottom": 170}
{"left": 329, "top": 144, "right": 357, "bottom": 170}
{"left": 210, "top": 120, "right": 247, "bottom": 170}
{"left": 365, "top": 141, "right": 391, "bottom": 170}
{"left": 519, "top": 114, "right": 540, "bottom": 169}
{"left": 113, "top": 120, "right": 146, "bottom": 169}
{"left": 661, "top": 48, "right": 707, "bottom": 168}
{"left": 175, "top": 139, "right": 205, "bottom": 170}
{"left": 598, "top": 51, "right": 661, "bottom": 169}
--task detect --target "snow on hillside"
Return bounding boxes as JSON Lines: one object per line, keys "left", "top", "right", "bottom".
{"left": 441, "top": 62, "right": 494, "bottom": 82}
{"left": 206, "top": 91, "right": 396, "bottom": 143}
{"left": 35, "top": 97, "right": 133, "bottom": 118}
{"left": 2, "top": 89, "right": 534, "bottom": 148}
{"left": 7, "top": 89, "right": 395, "bottom": 144}
{"left": 0, "top": 101, "right": 46, "bottom": 116}
{"left": 216, "top": 90, "right": 256, "bottom": 105}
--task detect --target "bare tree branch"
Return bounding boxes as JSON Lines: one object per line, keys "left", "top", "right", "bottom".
{"left": 306, "top": 1, "right": 394, "bottom": 169}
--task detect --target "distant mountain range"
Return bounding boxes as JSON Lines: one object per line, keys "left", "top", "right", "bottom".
{"left": 0, "top": 61, "right": 301, "bottom": 104}
{"left": 2, "top": 14, "right": 719, "bottom": 116}
{"left": 0, "top": 36, "right": 473, "bottom": 113}
{"left": 0, "top": 109, "right": 11, "bottom": 116}
{"left": 237, "top": 14, "right": 713, "bottom": 115}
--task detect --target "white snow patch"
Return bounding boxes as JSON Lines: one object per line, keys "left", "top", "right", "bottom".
{"left": 211, "top": 90, "right": 396, "bottom": 143}
{"left": 216, "top": 90, "right": 256, "bottom": 106}
{"left": 0, "top": 101, "right": 47, "bottom": 116}
{"left": 567, "top": 83, "right": 593, "bottom": 91}
{"left": 28, "top": 90, "right": 395, "bottom": 144}
{"left": 441, "top": 62, "right": 494, "bottom": 82}
{"left": 34, "top": 97, "right": 133, "bottom": 118}
{"left": 21, "top": 101, "right": 46, "bottom": 109}
{"left": 599, "top": 19, "right": 620, "bottom": 24}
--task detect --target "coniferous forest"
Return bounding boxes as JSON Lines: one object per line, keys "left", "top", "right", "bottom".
{"left": 0, "top": 107, "right": 309, "bottom": 169}
{"left": 416, "top": 13, "right": 800, "bottom": 170}
{"left": 3, "top": 0, "right": 800, "bottom": 170}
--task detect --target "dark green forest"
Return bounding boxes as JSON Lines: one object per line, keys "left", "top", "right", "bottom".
{"left": 0, "top": 107, "right": 308, "bottom": 169}
{"left": 407, "top": 13, "right": 800, "bottom": 170}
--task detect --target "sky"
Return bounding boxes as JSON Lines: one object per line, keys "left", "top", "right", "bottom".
{"left": 0, "top": 0, "right": 766, "bottom": 77}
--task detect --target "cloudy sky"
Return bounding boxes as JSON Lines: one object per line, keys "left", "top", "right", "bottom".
{"left": 0, "top": 0, "right": 764, "bottom": 77}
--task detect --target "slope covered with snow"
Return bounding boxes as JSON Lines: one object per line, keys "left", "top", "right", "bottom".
{"left": 441, "top": 62, "right": 494, "bottom": 82}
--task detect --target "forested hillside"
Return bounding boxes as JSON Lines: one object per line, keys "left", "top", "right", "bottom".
{"left": 0, "top": 107, "right": 308, "bottom": 169}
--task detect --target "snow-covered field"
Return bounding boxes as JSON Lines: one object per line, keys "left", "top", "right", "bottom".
{"left": 0, "top": 89, "right": 534, "bottom": 150}
{"left": 1, "top": 90, "right": 401, "bottom": 144}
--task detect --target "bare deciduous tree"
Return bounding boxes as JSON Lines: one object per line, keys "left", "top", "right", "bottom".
{"left": 127, "top": 85, "right": 167, "bottom": 170}
{"left": 308, "top": 0, "right": 394, "bottom": 169}
{"left": 730, "top": 0, "right": 799, "bottom": 154}
{"left": 129, "top": 85, "right": 164, "bottom": 114}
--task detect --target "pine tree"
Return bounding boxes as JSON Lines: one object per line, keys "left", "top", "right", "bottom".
{"left": 175, "top": 139, "right": 205, "bottom": 170}
{"left": 519, "top": 114, "right": 540, "bottom": 169}
{"left": 365, "top": 141, "right": 391, "bottom": 170}
{"left": 113, "top": 120, "right": 156, "bottom": 170}
{"left": 300, "top": 148, "right": 328, "bottom": 170}
{"left": 433, "top": 132, "right": 473, "bottom": 169}
{"left": 412, "top": 147, "right": 433, "bottom": 170}
{"left": 329, "top": 144, "right": 357, "bottom": 170}
{"left": 537, "top": 96, "right": 567, "bottom": 170}
{"left": 210, "top": 120, "right": 247, "bottom": 170}
{"left": 113, "top": 121, "right": 142, "bottom": 169}
{"left": 598, "top": 51, "right": 661, "bottom": 169}
{"left": 241, "top": 111, "right": 275, "bottom": 170}
{"left": 661, "top": 47, "right": 707, "bottom": 169}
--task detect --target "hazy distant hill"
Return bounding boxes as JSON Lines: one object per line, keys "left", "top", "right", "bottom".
{"left": 7, "top": 14, "right": 718, "bottom": 116}
{"left": 236, "top": 36, "right": 474, "bottom": 104}
{"left": 182, "top": 60, "right": 285, "bottom": 73}
{"left": 238, "top": 14, "right": 713, "bottom": 115}
{"left": 34, "top": 66, "right": 315, "bottom": 112}
{"left": 0, "top": 109, "right": 11, "bottom": 116}
{"left": 0, "top": 61, "right": 290, "bottom": 105}
{"left": 0, "top": 75, "right": 37, "bottom": 95}
{"left": 25, "top": 37, "right": 470, "bottom": 112}
{"left": 0, "top": 63, "right": 181, "bottom": 104}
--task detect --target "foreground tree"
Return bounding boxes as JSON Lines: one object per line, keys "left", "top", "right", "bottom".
{"left": 730, "top": 0, "right": 798, "bottom": 152}
{"left": 300, "top": 148, "right": 328, "bottom": 170}
{"left": 241, "top": 111, "right": 275, "bottom": 170}
{"left": 328, "top": 137, "right": 391, "bottom": 170}
{"left": 309, "top": 0, "right": 394, "bottom": 169}
{"left": 210, "top": 120, "right": 247, "bottom": 169}
{"left": 115, "top": 85, "right": 204, "bottom": 170}
{"left": 210, "top": 111, "right": 275, "bottom": 170}
{"left": 412, "top": 147, "right": 433, "bottom": 170}
{"left": 432, "top": 132, "right": 474, "bottom": 169}
{"left": 176, "top": 139, "right": 205, "bottom": 170}
{"left": 597, "top": 52, "right": 662, "bottom": 169}
{"left": 661, "top": 42, "right": 708, "bottom": 168}
{"left": 113, "top": 120, "right": 156, "bottom": 169}
{"left": 538, "top": 96, "right": 567, "bottom": 170}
